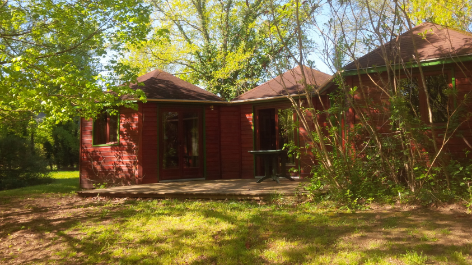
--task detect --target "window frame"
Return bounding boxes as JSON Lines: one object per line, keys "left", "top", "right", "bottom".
{"left": 423, "top": 73, "right": 451, "bottom": 124}
{"left": 253, "top": 103, "right": 298, "bottom": 167}
{"left": 277, "top": 108, "right": 297, "bottom": 165}
{"left": 92, "top": 109, "right": 120, "bottom": 146}
{"left": 397, "top": 68, "right": 454, "bottom": 125}
{"left": 398, "top": 77, "right": 421, "bottom": 119}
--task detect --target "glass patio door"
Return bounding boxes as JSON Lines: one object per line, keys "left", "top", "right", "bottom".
{"left": 160, "top": 108, "right": 203, "bottom": 180}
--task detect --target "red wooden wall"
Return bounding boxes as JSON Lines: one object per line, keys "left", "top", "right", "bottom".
{"left": 240, "top": 104, "right": 254, "bottom": 178}
{"left": 346, "top": 61, "right": 472, "bottom": 161}
{"left": 445, "top": 61, "right": 472, "bottom": 159}
{"left": 219, "top": 106, "right": 242, "bottom": 179}
{"left": 141, "top": 102, "right": 158, "bottom": 183}
{"left": 80, "top": 62, "right": 472, "bottom": 187}
{"left": 346, "top": 71, "right": 392, "bottom": 133}
{"left": 296, "top": 96, "right": 330, "bottom": 178}
{"left": 205, "top": 105, "right": 222, "bottom": 180}
{"left": 204, "top": 104, "right": 254, "bottom": 180}
{"left": 80, "top": 98, "right": 326, "bottom": 188}
{"left": 80, "top": 107, "right": 141, "bottom": 188}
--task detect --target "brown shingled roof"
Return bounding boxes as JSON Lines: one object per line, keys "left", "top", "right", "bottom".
{"left": 126, "top": 69, "right": 224, "bottom": 101}
{"left": 233, "top": 65, "right": 332, "bottom": 101}
{"left": 344, "top": 22, "right": 472, "bottom": 71}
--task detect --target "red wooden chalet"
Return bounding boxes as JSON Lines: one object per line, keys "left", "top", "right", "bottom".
{"left": 79, "top": 66, "right": 331, "bottom": 188}
{"left": 80, "top": 22, "right": 472, "bottom": 188}
{"left": 342, "top": 22, "right": 472, "bottom": 160}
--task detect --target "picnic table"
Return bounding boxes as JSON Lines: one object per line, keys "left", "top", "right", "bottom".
{"left": 248, "top": 149, "right": 295, "bottom": 183}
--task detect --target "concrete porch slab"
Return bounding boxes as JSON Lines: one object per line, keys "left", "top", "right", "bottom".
{"left": 77, "top": 179, "right": 308, "bottom": 200}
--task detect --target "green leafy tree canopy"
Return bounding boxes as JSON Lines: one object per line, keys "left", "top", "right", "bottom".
{"left": 123, "top": 0, "right": 295, "bottom": 100}
{"left": 408, "top": 0, "right": 472, "bottom": 31}
{"left": 0, "top": 0, "right": 152, "bottom": 123}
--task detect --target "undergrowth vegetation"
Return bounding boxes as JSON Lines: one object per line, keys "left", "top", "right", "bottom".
{"left": 296, "top": 106, "right": 472, "bottom": 209}
{"left": 295, "top": 107, "right": 472, "bottom": 209}
{"left": 0, "top": 135, "right": 51, "bottom": 190}
{"left": 265, "top": 0, "right": 472, "bottom": 209}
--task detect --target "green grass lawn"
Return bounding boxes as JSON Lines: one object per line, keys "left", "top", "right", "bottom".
{"left": 0, "top": 172, "right": 471, "bottom": 264}
{"left": 0, "top": 171, "right": 79, "bottom": 197}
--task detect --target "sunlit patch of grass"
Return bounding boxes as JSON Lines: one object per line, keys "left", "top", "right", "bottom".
{"left": 330, "top": 250, "right": 364, "bottom": 264}
{"left": 419, "top": 232, "right": 438, "bottom": 242}
{"left": 0, "top": 171, "right": 79, "bottom": 197}
{"left": 367, "top": 239, "right": 386, "bottom": 250}
{"left": 69, "top": 199, "right": 275, "bottom": 264}
{"left": 55, "top": 249, "right": 77, "bottom": 259}
{"left": 262, "top": 238, "right": 304, "bottom": 263}
{"left": 440, "top": 228, "right": 451, "bottom": 235}
{"left": 407, "top": 227, "right": 420, "bottom": 237}
{"left": 450, "top": 251, "right": 471, "bottom": 265}
{"left": 362, "top": 250, "right": 393, "bottom": 265}
{"left": 400, "top": 250, "right": 428, "bottom": 264}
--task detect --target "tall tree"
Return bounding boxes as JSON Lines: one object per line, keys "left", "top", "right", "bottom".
{"left": 407, "top": 0, "right": 472, "bottom": 31}
{"left": 123, "top": 0, "right": 295, "bottom": 100}
{"left": 0, "top": 0, "right": 152, "bottom": 123}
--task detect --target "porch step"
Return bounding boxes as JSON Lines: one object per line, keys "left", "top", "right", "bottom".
{"left": 77, "top": 179, "right": 308, "bottom": 200}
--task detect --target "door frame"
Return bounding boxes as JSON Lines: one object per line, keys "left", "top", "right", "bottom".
{"left": 158, "top": 105, "right": 204, "bottom": 181}
{"left": 253, "top": 103, "right": 299, "bottom": 177}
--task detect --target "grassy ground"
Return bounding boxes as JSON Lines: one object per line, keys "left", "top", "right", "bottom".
{"left": 0, "top": 171, "right": 79, "bottom": 197}
{"left": 0, "top": 172, "right": 471, "bottom": 264}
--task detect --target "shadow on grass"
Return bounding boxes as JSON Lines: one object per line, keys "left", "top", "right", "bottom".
{"left": 1, "top": 197, "right": 472, "bottom": 264}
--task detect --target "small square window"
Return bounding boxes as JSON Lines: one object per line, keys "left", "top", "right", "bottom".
{"left": 93, "top": 110, "right": 119, "bottom": 145}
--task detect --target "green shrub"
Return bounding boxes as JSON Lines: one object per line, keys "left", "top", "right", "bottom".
{"left": 0, "top": 135, "right": 52, "bottom": 190}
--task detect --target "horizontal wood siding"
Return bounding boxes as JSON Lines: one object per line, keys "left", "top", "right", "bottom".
{"left": 205, "top": 106, "right": 221, "bottom": 179}
{"left": 240, "top": 104, "right": 254, "bottom": 178}
{"left": 298, "top": 112, "right": 312, "bottom": 179}
{"left": 297, "top": 97, "right": 330, "bottom": 178}
{"left": 443, "top": 62, "right": 472, "bottom": 159}
{"left": 220, "top": 106, "right": 242, "bottom": 179}
{"left": 80, "top": 107, "right": 141, "bottom": 189}
{"left": 347, "top": 62, "right": 472, "bottom": 162}
{"left": 141, "top": 102, "right": 158, "bottom": 183}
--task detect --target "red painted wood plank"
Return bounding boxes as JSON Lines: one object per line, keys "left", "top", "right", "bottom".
{"left": 140, "top": 102, "right": 158, "bottom": 183}
{"left": 219, "top": 105, "right": 242, "bottom": 179}
{"left": 206, "top": 106, "right": 221, "bottom": 179}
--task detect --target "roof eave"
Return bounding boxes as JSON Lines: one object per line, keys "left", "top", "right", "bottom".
{"left": 231, "top": 94, "right": 308, "bottom": 103}
{"left": 342, "top": 53, "right": 472, "bottom": 76}
{"left": 126, "top": 98, "right": 228, "bottom": 104}
{"left": 316, "top": 75, "right": 337, "bottom": 95}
